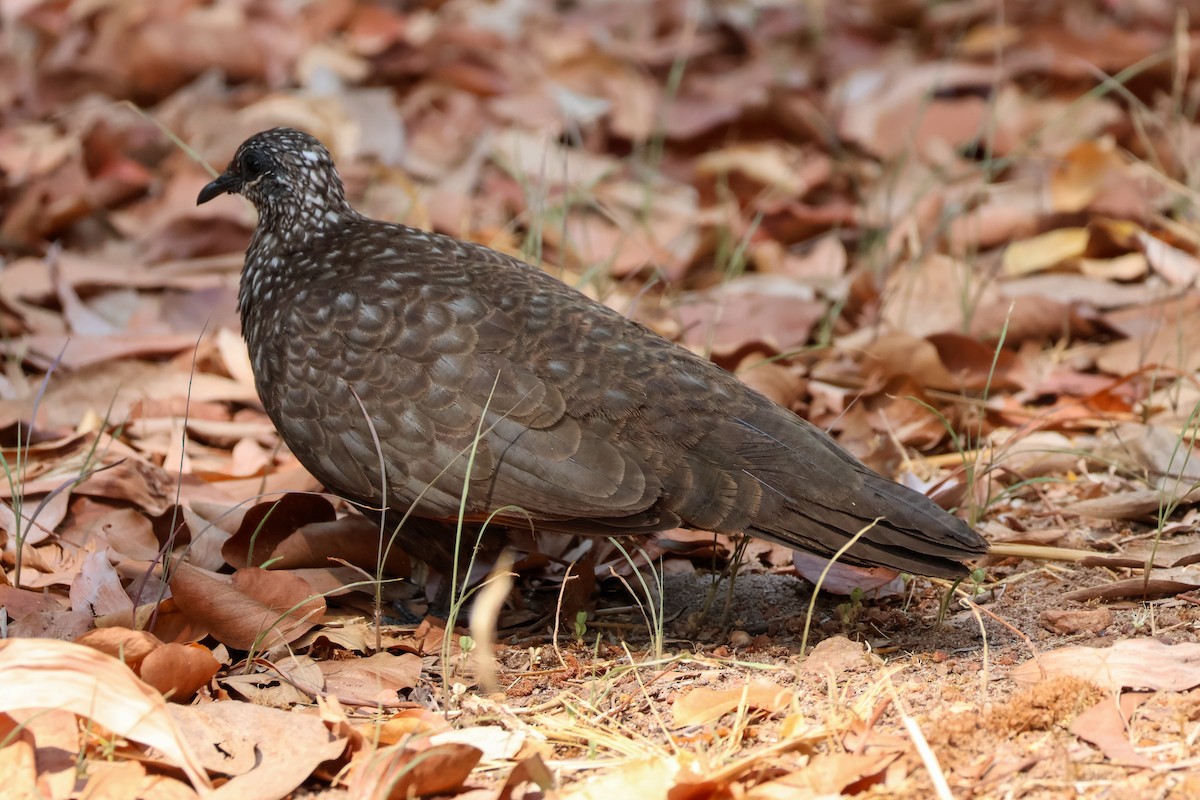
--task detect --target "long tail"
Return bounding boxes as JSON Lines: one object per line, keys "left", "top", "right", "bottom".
{"left": 710, "top": 403, "right": 987, "bottom": 577}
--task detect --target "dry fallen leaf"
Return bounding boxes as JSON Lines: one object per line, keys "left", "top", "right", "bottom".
{"left": 672, "top": 680, "right": 794, "bottom": 727}
{"left": 170, "top": 700, "right": 348, "bottom": 799}
{"left": 345, "top": 740, "right": 482, "bottom": 800}
{"left": 745, "top": 752, "right": 897, "bottom": 798}
{"left": 0, "top": 638, "right": 211, "bottom": 792}
{"left": 1002, "top": 228, "right": 1089, "bottom": 277}
{"left": 319, "top": 651, "right": 423, "bottom": 706}
{"left": 561, "top": 756, "right": 682, "bottom": 800}
{"left": 1069, "top": 693, "right": 1156, "bottom": 768}
{"left": 1011, "top": 639, "right": 1200, "bottom": 692}
{"left": 1050, "top": 138, "right": 1128, "bottom": 213}
{"left": 169, "top": 562, "right": 326, "bottom": 650}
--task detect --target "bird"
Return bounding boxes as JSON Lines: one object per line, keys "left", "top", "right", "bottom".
{"left": 196, "top": 127, "right": 987, "bottom": 586}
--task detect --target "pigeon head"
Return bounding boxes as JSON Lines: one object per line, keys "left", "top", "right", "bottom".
{"left": 196, "top": 127, "right": 352, "bottom": 235}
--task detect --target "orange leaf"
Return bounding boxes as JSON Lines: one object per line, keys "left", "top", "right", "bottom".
{"left": 0, "top": 639, "right": 211, "bottom": 792}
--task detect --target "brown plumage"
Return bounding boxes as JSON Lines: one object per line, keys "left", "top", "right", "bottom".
{"left": 197, "top": 128, "right": 987, "bottom": 580}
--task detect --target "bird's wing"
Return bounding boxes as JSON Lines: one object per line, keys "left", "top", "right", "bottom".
{"left": 268, "top": 239, "right": 670, "bottom": 522}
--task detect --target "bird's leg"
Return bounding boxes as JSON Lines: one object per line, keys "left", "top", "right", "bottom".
{"left": 719, "top": 535, "right": 752, "bottom": 633}
{"left": 688, "top": 532, "right": 751, "bottom": 637}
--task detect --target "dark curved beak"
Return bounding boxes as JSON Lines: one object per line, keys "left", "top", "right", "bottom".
{"left": 196, "top": 171, "right": 242, "bottom": 205}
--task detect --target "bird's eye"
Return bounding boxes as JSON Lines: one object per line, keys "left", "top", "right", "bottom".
{"left": 240, "top": 150, "right": 271, "bottom": 179}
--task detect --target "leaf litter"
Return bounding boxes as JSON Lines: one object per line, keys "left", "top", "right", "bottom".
{"left": 2, "top": 1, "right": 1200, "bottom": 798}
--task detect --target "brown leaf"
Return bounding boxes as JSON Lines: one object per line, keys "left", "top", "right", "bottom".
{"left": 0, "top": 639, "right": 211, "bottom": 792}
{"left": 1002, "top": 228, "right": 1090, "bottom": 277}
{"left": 799, "top": 635, "right": 874, "bottom": 677}
{"left": 4, "top": 707, "right": 80, "bottom": 798}
{"left": 1139, "top": 232, "right": 1200, "bottom": 287}
{"left": 0, "top": 715, "right": 39, "bottom": 799}
{"left": 319, "top": 652, "right": 423, "bottom": 706}
{"left": 752, "top": 235, "right": 847, "bottom": 286}
{"left": 0, "top": 585, "right": 66, "bottom": 619}
{"left": 1050, "top": 138, "right": 1129, "bottom": 213}
{"left": 222, "top": 493, "right": 337, "bottom": 568}
{"left": 75, "top": 627, "right": 163, "bottom": 671}
{"left": 169, "top": 563, "right": 325, "bottom": 650}
{"left": 1011, "top": 639, "right": 1200, "bottom": 693}
{"left": 226, "top": 512, "right": 410, "bottom": 577}
{"left": 672, "top": 680, "right": 793, "bottom": 727}
{"left": 1070, "top": 693, "right": 1157, "bottom": 768}
{"left": 745, "top": 752, "right": 896, "bottom": 798}
{"left": 833, "top": 62, "right": 1004, "bottom": 159}
{"left": 792, "top": 553, "right": 903, "bottom": 597}
{"left": 69, "top": 549, "right": 133, "bottom": 617}
{"left": 139, "top": 643, "right": 220, "bottom": 702}
{"left": 169, "top": 700, "right": 347, "bottom": 798}
{"left": 1064, "top": 489, "right": 1200, "bottom": 522}
{"left": 676, "top": 276, "right": 826, "bottom": 359}
{"left": 76, "top": 761, "right": 165, "bottom": 800}
{"left": 497, "top": 753, "right": 556, "bottom": 800}
{"left": 1062, "top": 569, "right": 1200, "bottom": 603}
{"left": 734, "top": 356, "right": 806, "bottom": 412}
{"left": 556, "top": 756, "right": 679, "bottom": 799}
{"left": 695, "top": 143, "right": 829, "bottom": 198}
{"left": 881, "top": 254, "right": 1003, "bottom": 339}
{"left": 346, "top": 741, "right": 482, "bottom": 800}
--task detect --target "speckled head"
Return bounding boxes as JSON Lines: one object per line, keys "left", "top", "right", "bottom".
{"left": 196, "top": 127, "right": 352, "bottom": 237}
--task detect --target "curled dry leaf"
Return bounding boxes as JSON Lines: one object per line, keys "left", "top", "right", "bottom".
{"left": 345, "top": 741, "right": 482, "bottom": 800}
{"left": 734, "top": 356, "right": 806, "bottom": 411}
{"left": 695, "top": 142, "right": 829, "bottom": 198}
{"left": 365, "top": 708, "right": 451, "bottom": 745}
{"left": 75, "top": 628, "right": 218, "bottom": 702}
{"left": 75, "top": 626, "right": 162, "bottom": 670}
{"left": 1139, "top": 232, "right": 1200, "bottom": 287}
{"left": 431, "top": 725, "right": 526, "bottom": 761}
{"left": 226, "top": 513, "right": 409, "bottom": 577}
{"left": 0, "top": 585, "right": 66, "bottom": 619}
{"left": 88, "top": 507, "right": 161, "bottom": 561}
{"left": 0, "top": 638, "right": 211, "bottom": 792}
{"left": 169, "top": 562, "right": 326, "bottom": 651}
{"left": 69, "top": 548, "right": 134, "bottom": 617}
{"left": 1122, "top": 538, "right": 1200, "bottom": 569}
{"left": 1062, "top": 568, "right": 1200, "bottom": 603}
{"left": 76, "top": 760, "right": 195, "bottom": 800}
{"left": 495, "top": 753, "right": 556, "bottom": 799}
{"left": 800, "top": 635, "right": 875, "bottom": 677}
{"left": 832, "top": 61, "right": 1004, "bottom": 159}
{"left": 139, "top": 643, "right": 220, "bottom": 701}
{"left": 1038, "top": 608, "right": 1113, "bottom": 635}
{"left": 225, "top": 493, "right": 337, "bottom": 567}
{"left": 6, "top": 708, "right": 80, "bottom": 798}
{"left": 752, "top": 235, "right": 847, "bottom": 286}
{"left": 1064, "top": 488, "right": 1200, "bottom": 522}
